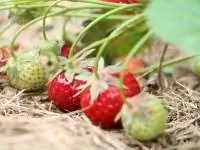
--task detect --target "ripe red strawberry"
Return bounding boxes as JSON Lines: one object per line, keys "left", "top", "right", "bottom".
{"left": 112, "top": 71, "right": 141, "bottom": 97}
{"left": 80, "top": 73, "right": 141, "bottom": 129}
{"left": 61, "top": 43, "right": 70, "bottom": 57}
{"left": 81, "top": 86, "right": 123, "bottom": 129}
{"left": 127, "top": 57, "right": 145, "bottom": 72}
{"left": 79, "top": 58, "right": 141, "bottom": 129}
{"left": 115, "top": 57, "right": 145, "bottom": 73}
{"left": 47, "top": 73, "right": 85, "bottom": 112}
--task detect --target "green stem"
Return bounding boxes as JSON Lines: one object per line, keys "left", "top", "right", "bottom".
{"left": 65, "top": 38, "right": 108, "bottom": 67}
{"left": 0, "top": 23, "right": 12, "bottom": 36}
{"left": 9, "top": 4, "right": 120, "bottom": 57}
{"left": 63, "top": 12, "right": 131, "bottom": 20}
{"left": 62, "top": 18, "right": 69, "bottom": 42}
{"left": 119, "top": 31, "right": 152, "bottom": 106}
{"left": 0, "top": 1, "right": 119, "bottom": 11}
{"left": 68, "top": 3, "right": 141, "bottom": 64}
{"left": 0, "top": 2, "right": 55, "bottom": 9}
{"left": 94, "top": 13, "right": 144, "bottom": 78}
{"left": 42, "top": 0, "right": 64, "bottom": 41}
{"left": 2, "top": 0, "right": 37, "bottom": 5}
{"left": 135, "top": 55, "right": 197, "bottom": 76}
{"left": 78, "top": 0, "right": 141, "bottom": 7}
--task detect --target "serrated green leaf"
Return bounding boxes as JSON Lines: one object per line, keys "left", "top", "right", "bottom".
{"left": 145, "top": 0, "right": 200, "bottom": 55}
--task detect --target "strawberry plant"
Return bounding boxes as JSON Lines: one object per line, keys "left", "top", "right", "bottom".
{"left": 0, "top": 0, "right": 198, "bottom": 144}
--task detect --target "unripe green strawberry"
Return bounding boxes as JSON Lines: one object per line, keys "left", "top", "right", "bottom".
{"left": 7, "top": 60, "right": 47, "bottom": 92}
{"left": 121, "top": 93, "right": 167, "bottom": 141}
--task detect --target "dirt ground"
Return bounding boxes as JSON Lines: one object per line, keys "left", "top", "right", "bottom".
{"left": 0, "top": 12, "right": 200, "bottom": 150}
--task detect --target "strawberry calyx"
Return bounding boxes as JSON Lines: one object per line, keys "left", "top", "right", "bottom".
{"left": 39, "top": 39, "right": 64, "bottom": 57}
{"left": 5, "top": 47, "right": 44, "bottom": 79}
{"left": 123, "top": 92, "right": 150, "bottom": 113}
{"left": 75, "top": 57, "right": 125, "bottom": 101}
{"left": 119, "top": 92, "right": 161, "bottom": 123}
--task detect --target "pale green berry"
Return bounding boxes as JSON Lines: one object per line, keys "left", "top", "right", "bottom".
{"left": 121, "top": 93, "right": 167, "bottom": 141}
{"left": 7, "top": 61, "right": 47, "bottom": 92}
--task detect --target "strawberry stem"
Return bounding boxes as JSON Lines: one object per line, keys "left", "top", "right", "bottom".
{"left": 62, "top": 18, "right": 69, "bottom": 42}
{"left": 9, "top": 4, "right": 122, "bottom": 58}
{"left": 42, "top": 0, "right": 64, "bottom": 41}
{"left": 0, "top": 3, "right": 55, "bottom": 11}
{"left": 68, "top": 3, "right": 142, "bottom": 58}
{"left": 94, "top": 13, "right": 145, "bottom": 78}
{"left": 135, "top": 54, "right": 198, "bottom": 76}
{"left": 78, "top": 0, "right": 128, "bottom": 7}
{"left": 68, "top": 4, "right": 142, "bottom": 75}
{"left": 0, "top": 22, "right": 12, "bottom": 36}
{"left": 66, "top": 13, "right": 131, "bottom": 20}
{"left": 119, "top": 31, "right": 152, "bottom": 106}
{"left": 65, "top": 38, "right": 106, "bottom": 65}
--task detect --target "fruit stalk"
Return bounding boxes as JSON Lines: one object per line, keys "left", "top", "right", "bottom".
{"left": 94, "top": 13, "right": 145, "bottom": 78}
{"left": 42, "top": 0, "right": 64, "bottom": 41}
{"left": 9, "top": 4, "right": 124, "bottom": 58}
{"left": 135, "top": 54, "right": 197, "bottom": 76}
{"left": 68, "top": 3, "right": 142, "bottom": 61}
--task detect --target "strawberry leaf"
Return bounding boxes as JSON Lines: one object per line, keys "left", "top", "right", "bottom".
{"left": 145, "top": 0, "right": 200, "bottom": 55}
